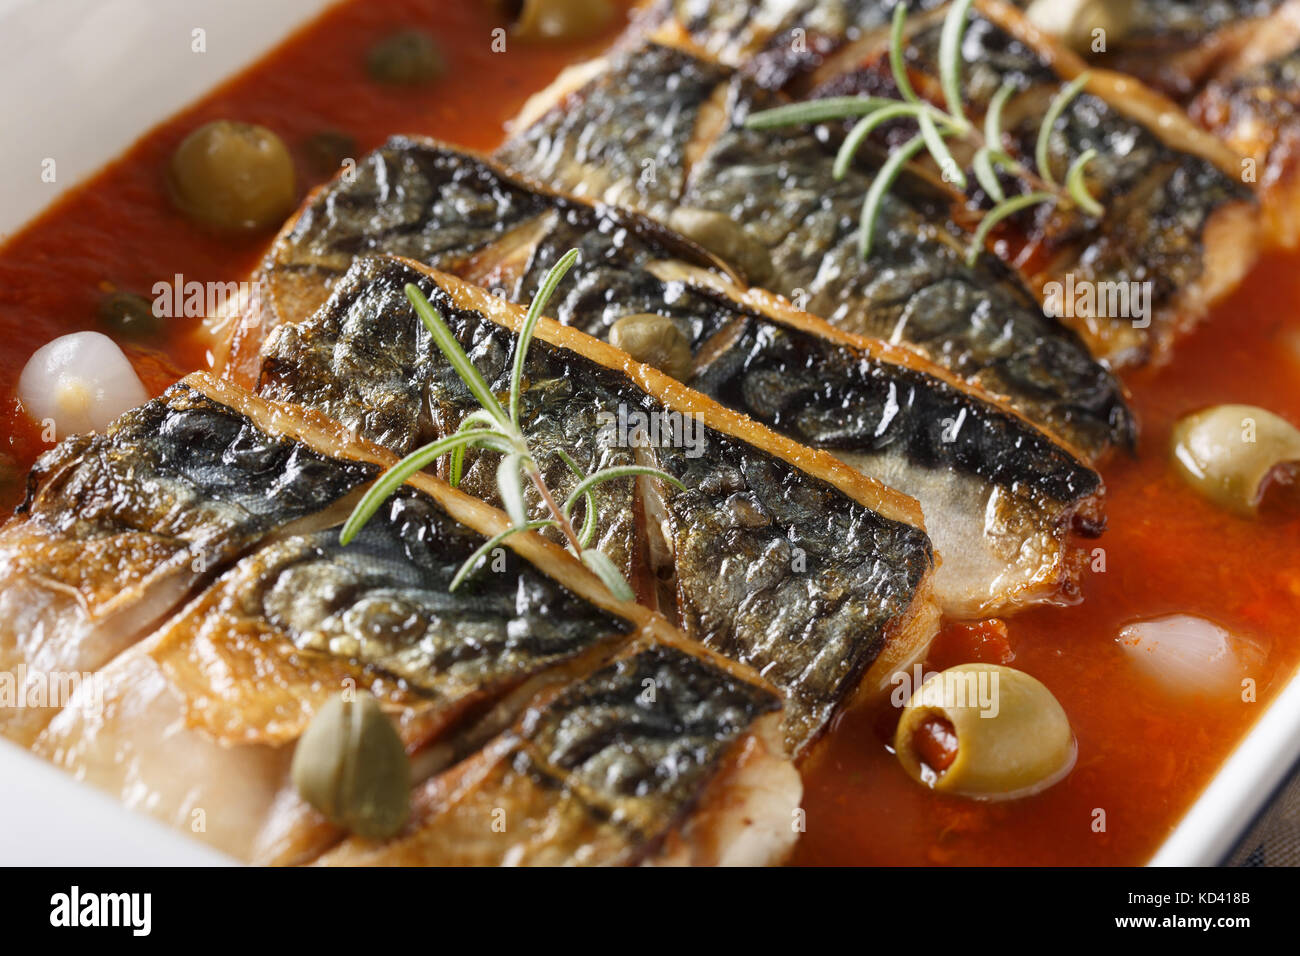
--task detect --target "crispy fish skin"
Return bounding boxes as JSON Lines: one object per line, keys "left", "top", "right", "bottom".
{"left": 256, "top": 255, "right": 937, "bottom": 754}
{"left": 316, "top": 642, "right": 798, "bottom": 866}
{"left": 796, "top": 0, "right": 1258, "bottom": 366}
{"left": 225, "top": 137, "right": 1104, "bottom": 616}
{"left": 33, "top": 373, "right": 797, "bottom": 866}
{"left": 497, "top": 42, "right": 1134, "bottom": 461}
{"left": 0, "top": 383, "right": 376, "bottom": 745}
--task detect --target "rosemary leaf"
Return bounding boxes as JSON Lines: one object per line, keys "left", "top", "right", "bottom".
{"left": 984, "top": 80, "right": 1016, "bottom": 155}
{"left": 497, "top": 452, "right": 529, "bottom": 527}
{"left": 965, "top": 191, "right": 1056, "bottom": 267}
{"left": 580, "top": 548, "right": 635, "bottom": 602}
{"left": 888, "top": 3, "right": 919, "bottom": 105}
{"left": 339, "top": 429, "right": 513, "bottom": 545}
{"left": 1035, "top": 72, "right": 1091, "bottom": 187}
{"left": 859, "top": 132, "right": 929, "bottom": 258}
{"left": 834, "top": 103, "right": 928, "bottom": 180}
{"left": 744, "top": 96, "right": 897, "bottom": 130}
{"left": 919, "top": 110, "right": 965, "bottom": 189}
{"left": 449, "top": 520, "right": 557, "bottom": 592}
{"left": 972, "top": 147, "right": 1005, "bottom": 202}
{"left": 1065, "top": 148, "right": 1103, "bottom": 216}
{"left": 555, "top": 449, "right": 599, "bottom": 549}
{"left": 561, "top": 465, "right": 686, "bottom": 521}
{"left": 938, "top": 0, "right": 976, "bottom": 131}
{"left": 405, "top": 284, "right": 510, "bottom": 429}
{"left": 511, "top": 248, "right": 580, "bottom": 427}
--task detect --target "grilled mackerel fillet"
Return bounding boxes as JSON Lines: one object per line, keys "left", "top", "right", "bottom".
{"left": 27, "top": 373, "right": 799, "bottom": 866}
{"left": 253, "top": 256, "right": 939, "bottom": 753}
{"left": 219, "top": 137, "right": 1103, "bottom": 618}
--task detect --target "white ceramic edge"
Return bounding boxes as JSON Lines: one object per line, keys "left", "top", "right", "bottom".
{"left": 1148, "top": 663, "right": 1300, "bottom": 866}
{"left": 2, "top": 0, "right": 1298, "bottom": 868}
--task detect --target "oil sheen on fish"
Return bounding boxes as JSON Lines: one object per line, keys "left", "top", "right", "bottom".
{"left": 225, "top": 137, "right": 1103, "bottom": 617}
{"left": 255, "top": 255, "right": 939, "bottom": 753}
{"left": 497, "top": 41, "right": 1134, "bottom": 461}
{"left": 30, "top": 373, "right": 798, "bottom": 865}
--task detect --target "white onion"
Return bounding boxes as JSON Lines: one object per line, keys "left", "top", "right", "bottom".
{"left": 17, "top": 332, "right": 148, "bottom": 439}
{"left": 1117, "top": 615, "right": 1259, "bottom": 698}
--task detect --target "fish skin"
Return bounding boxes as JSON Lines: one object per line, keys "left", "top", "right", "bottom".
{"left": 256, "top": 255, "right": 936, "bottom": 753}
{"left": 316, "top": 642, "right": 798, "bottom": 866}
{"left": 235, "top": 137, "right": 1103, "bottom": 616}
{"left": 497, "top": 42, "right": 1134, "bottom": 461}
{"left": 28, "top": 374, "right": 796, "bottom": 866}
{"left": 0, "top": 383, "right": 377, "bottom": 744}
{"left": 792, "top": 1, "right": 1258, "bottom": 366}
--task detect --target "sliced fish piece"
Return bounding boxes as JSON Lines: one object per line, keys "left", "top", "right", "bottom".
{"left": 255, "top": 255, "right": 939, "bottom": 753}
{"left": 316, "top": 641, "right": 798, "bottom": 866}
{"left": 0, "top": 381, "right": 376, "bottom": 744}
{"left": 33, "top": 373, "right": 794, "bottom": 865}
{"left": 795, "top": 0, "right": 1258, "bottom": 366}
{"left": 497, "top": 41, "right": 1134, "bottom": 461}
{"left": 223, "top": 137, "right": 1105, "bottom": 618}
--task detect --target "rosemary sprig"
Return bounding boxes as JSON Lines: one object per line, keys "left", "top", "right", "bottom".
{"left": 339, "top": 249, "right": 686, "bottom": 601}
{"left": 745, "top": 0, "right": 1104, "bottom": 265}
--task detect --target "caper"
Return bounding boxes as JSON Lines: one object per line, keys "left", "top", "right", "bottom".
{"left": 1171, "top": 404, "right": 1300, "bottom": 516}
{"left": 500, "top": 0, "right": 615, "bottom": 42}
{"left": 302, "top": 130, "right": 357, "bottom": 177}
{"left": 167, "top": 121, "right": 297, "bottom": 232}
{"left": 666, "top": 207, "right": 773, "bottom": 285}
{"left": 291, "top": 691, "right": 410, "bottom": 839}
{"left": 366, "top": 29, "right": 445, "bottom": 86}
{"left": 608, "top": 313, "right": 694, "bottom": 381}
{"left": 97, "top": 290, "right": 162, "bottom": 341}
{"left": 1025, "top": 0, "right": 1133, "bottom": 54}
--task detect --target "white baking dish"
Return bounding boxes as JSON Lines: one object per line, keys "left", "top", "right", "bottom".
{"left": 1, "top": 0, "right": 1296, "bottom": 867}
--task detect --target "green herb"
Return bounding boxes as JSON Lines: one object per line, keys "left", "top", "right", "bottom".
{"left": 745, "top": 0, "right": 1104, "bottom": 264}
{"left": 339, "top": 249, "right": 685, "bottom": 600}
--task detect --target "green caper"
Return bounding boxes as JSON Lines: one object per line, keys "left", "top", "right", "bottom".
{"left": 608, "top": 313, "right": 694, "bottom": 381}
{"left": 666, "top": 206, "right": 773, "bottom": 285}
{"left": 501, "top": 0, "right": 616, "bottom": 41}
{"left": 1171, "top": 404, "right": 1300, "bottom": 516}
{"left": 302, "top": 130, "right": 357, "bottom": 177}
{"left": 97, "top": 290, "right": 162, "bottom": 341}
{"left": 366, "top": 30, "right": 445, "bottom": 86}
{"left": 291, "top": 691, "right": 410, "bottom": 839}
{"left": 168, "top": 121, "right": 297, "bottom": 232}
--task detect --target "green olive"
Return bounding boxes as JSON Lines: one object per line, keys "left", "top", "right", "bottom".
{"left": 168, "top": 121, "right": 297, "bottom": 232}
{"left": 97, "top": 290, "right": 162, "bottom": 341}
{"left": 302, "top": 130, "right": 357, "bottom": 177}
{"left": 1171, "top": 404, "right": 1300, "bottom": 516}
{"left": 1025, "top": 0, "right": 1133, "bottom": 53}
{"left": 894, "top": 663, "right": 1076, "bottom": 800}
{"left": 366, "top": 30, "right": 445, "bottom": 86}
{"left": 501, "top": 0, "right": 615, "bottom": 42}
{"left": 666, "top": 207, "right": 773, "bottom": 286}
{"left": 608, "top": 313, "right": 694, "bottom": 381}
{"left": 291, "top": 691, "right": 410, "bottom": 839}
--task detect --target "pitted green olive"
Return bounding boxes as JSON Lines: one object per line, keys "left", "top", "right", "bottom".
{"left": 98, "top": 290, "right": 162, "bottom": 341}
{"left": 1025, "top": 0, "right": 1133, "bottom": 53}
{"left": 1171, "top": 404, "right": 1300, "bottom": 516}
{"left": 291, "top": 691, "right": 410, "bottom": 839}
{"left": 608, "top": 313, "right": 694, "bottom": 381}
{"left": 168, "top": 121, "right": 296, "bottom": 232}
{"left": 501, "top": 0, "right": 615, "bottom": 41}
{"left": 667, "top": 207, "right": 774, "bottom": 286}
{"left": 894, "top": 663, "right": 1076, "bottom": 800}
{"left": 366, "top": 30, "right": 445, "bottom": 86}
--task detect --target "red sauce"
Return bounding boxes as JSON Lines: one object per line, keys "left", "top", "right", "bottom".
{"left": 2, "top": 0, "right": 1299, "bottom": 866}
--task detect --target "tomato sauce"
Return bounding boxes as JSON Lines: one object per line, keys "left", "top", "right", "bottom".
{"left": 2, "top": 0, "right": 1298, "bottom": 866}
